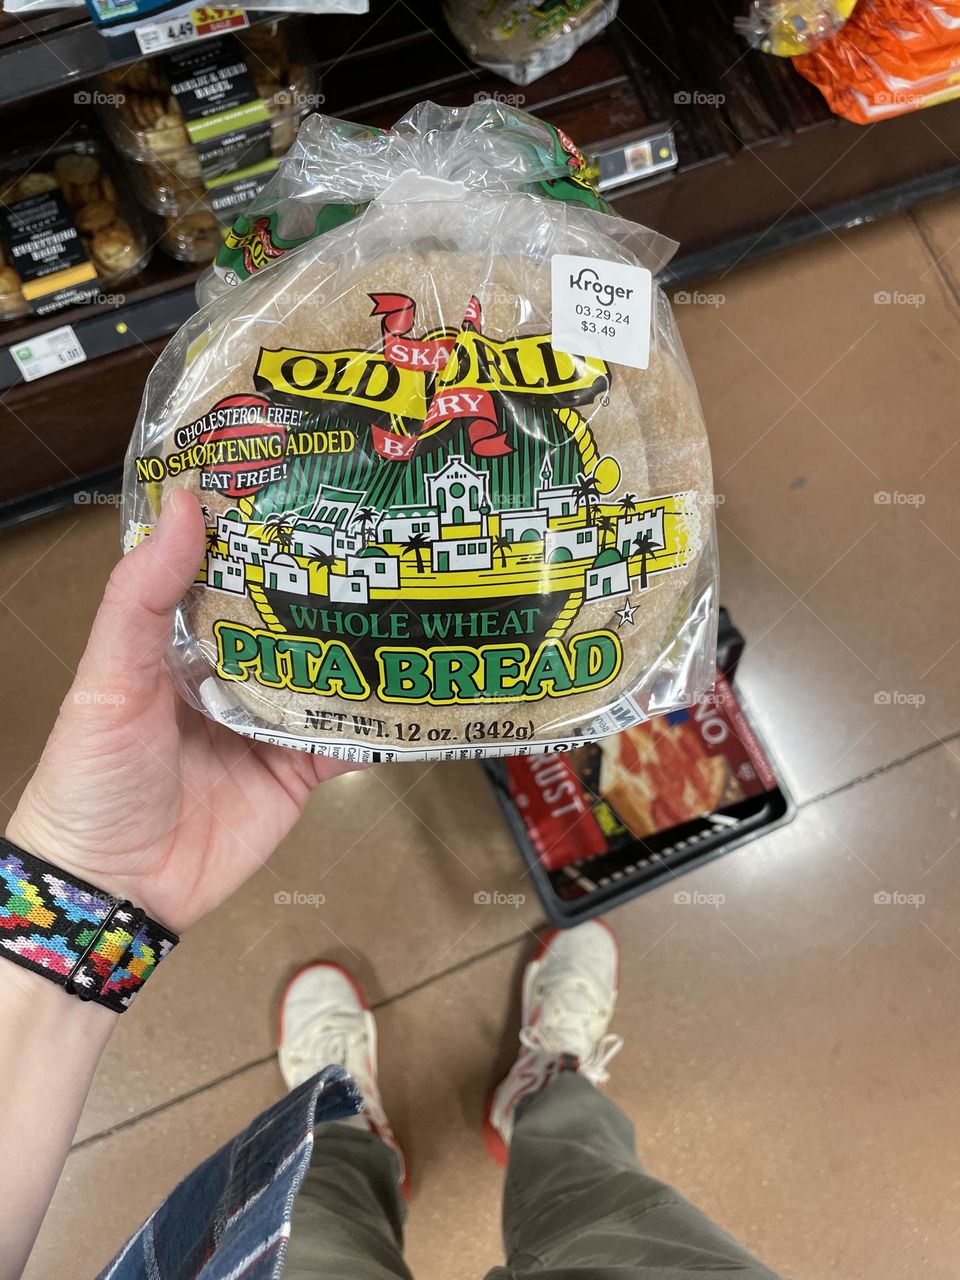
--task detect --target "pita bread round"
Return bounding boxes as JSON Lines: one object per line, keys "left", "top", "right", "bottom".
{"left": 132, "top": 206, "right": 714, "bottom": 758}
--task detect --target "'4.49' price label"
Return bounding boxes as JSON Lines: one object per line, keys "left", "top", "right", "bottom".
{"left": 136, "top": 6, "right": 248, "bottom": 54}
{"left": 550, "top": 254, "right": 652, "bottom": 370}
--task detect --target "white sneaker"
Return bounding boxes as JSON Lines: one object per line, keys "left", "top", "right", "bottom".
{"left": 484, "top": 921, "right": 622, "bottom": 1165}
{"left": 278, "top": 961, "right": 408, "bottom": 1194}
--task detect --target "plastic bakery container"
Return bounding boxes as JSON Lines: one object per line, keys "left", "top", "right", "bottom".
{"left": 0, "top": 129, "right": 151, "bottom": 322}
{"left": 95, "top": 23, "right": 313, "bottom": 182}
{"left": 156, "top": 208, "right": 223, "bottom": 263}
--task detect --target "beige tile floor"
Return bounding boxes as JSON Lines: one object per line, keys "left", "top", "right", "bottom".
{"left": 4, "top": 202, "right": 960, "bottom": 1280}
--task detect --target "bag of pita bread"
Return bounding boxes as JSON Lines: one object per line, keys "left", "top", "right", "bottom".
{"left": 123, "top": 100, "right": 719, "bottom": 762}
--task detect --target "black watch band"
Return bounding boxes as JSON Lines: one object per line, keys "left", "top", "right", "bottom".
{"left": 0, "top": 838, "right": 178, "bottom": 1013}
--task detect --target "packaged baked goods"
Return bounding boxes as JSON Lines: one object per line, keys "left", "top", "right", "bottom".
{"left": 199, "top": 107, "right": 609, "bottom": 303}
{"left": 736, "top": 0, "right": 858, "bottom": 55}
{"left": 123, "top": 101, "right": 718, "bottom": 762}
{"left": 0, "top": 133, "right": 150, "bottom": 321}
{"left": 123, "top": 151, "right": 282, "bottom": 221}
{"left": 96, "top": 25, "right": 312, "bottom": 179}
{"left": 793, "top": 0, "right": 960, "bottom": 121}
{"left": 158, "top": 208, "right": 223, "bottom": 263}
{"left": 444, "top": 0, "right": 619, "bottom": 84}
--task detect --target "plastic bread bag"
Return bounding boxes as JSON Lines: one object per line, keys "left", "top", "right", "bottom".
{"left": 444, "top": 0, "right": 619, "bottom": 85}
{"left": 200, "top": 106, "right": 617, "bottom": 305}
{"left": 736, "top": 0, "right": 858, "bottom": 55}
{"left": 122, "top": 101, "right": 719, "bottom": 763}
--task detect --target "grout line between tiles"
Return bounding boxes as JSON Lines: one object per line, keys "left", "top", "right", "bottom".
{"left": 795, "top": 725, "right": 960, "bottom": 810}
{"left": 70, "top": 925, "right": 544, "bottom": 1154}
{"left": 67, "top": 725, "right": 960, "bottom": 1154}
{"left": 70, "top": 1052, "right": 279, "bottom": 1153}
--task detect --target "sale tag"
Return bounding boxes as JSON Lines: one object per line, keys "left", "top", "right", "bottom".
{"left": 136, "top": 6, "right": 248, "bottom": 53}
{"left": 9, "top": 326, "right": 87, "bottom": 383}
{"left": 550, "top": 255, "right": 652, "bottom": 370}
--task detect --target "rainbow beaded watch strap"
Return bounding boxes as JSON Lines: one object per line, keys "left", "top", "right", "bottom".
{"left": 0, "top": 838, "right": 177, "bottom": 1012}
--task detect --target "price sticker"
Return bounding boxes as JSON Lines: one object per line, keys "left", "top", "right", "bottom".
{"left": 550, "top": 255, "right": 652, "bottom": 370}
{"left": 9, "top": 326, "right": 87, "bottom": 383}
{"left": 136, "top": 6, "right": 248, "bottom": 53}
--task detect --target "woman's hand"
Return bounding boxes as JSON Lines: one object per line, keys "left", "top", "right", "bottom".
{"left": 6, "top": 490, "right": 356, "bottom": 933}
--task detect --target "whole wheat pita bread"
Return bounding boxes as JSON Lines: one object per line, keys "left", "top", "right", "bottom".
{"left": 142, "top": 228, "right": 713, "bottom": 756}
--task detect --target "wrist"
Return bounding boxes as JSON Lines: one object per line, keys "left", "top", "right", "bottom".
{"left": 0, "top": 955, "right": 116, "bottom": 1041}
{"left": 5, "top": 805, "right": 161, "bottom": 926}
{"left": 0, "top": 830, "right": 179, "bottom": 1014}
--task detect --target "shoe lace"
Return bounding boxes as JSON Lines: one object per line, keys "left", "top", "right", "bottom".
{"left": 285, "top": 1009, "right": 368, "bottom": 1074}
{"left": 519, "top": 972, "right": 623, "bottom": 1084}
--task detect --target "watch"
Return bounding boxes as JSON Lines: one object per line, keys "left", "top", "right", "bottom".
{"left": 0, "top": 838, "right": 178, "bottom": 1012}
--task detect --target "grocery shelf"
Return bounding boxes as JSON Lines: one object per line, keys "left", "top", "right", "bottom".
{"left": 0, "top": 256, "right": 202, "bottom": 394}
{"left": 0, "top": 7, "right": 281, "bottom": 107}
{"left": 5, "top": 0, "right": 960, "bottom": 526}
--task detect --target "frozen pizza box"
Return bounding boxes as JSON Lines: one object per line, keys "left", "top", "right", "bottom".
{"left": 486, "top": 656, "right": 793, "bottom": 924}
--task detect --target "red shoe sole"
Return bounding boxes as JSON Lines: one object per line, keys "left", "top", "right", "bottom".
{"left": 482, "top": 1089, "right": 510, "bottom": 1167}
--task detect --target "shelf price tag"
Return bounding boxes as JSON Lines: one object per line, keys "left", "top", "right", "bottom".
{"left": 136, "top": 6, "right": 248, "bottom": 54}
{"left": 9, "top": 326, "right": 87, "bottom": 383}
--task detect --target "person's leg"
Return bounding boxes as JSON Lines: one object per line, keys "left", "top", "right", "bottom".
{"left": 278, "top": 962, "right": 412, "bottom": 1280}
{"left": 484, "top": 923, "right": 783, "bottom": 1280}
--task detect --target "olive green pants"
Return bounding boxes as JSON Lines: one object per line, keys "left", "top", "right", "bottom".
{"left": 284, "top": 1071, "right": 784, "bottom": 1279}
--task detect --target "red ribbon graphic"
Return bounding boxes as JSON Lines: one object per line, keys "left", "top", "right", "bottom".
{"left": 241, "top": 218, "right": 287, "bottom": 277}
{"left": 367, "top": 292, "right": 513, "bottom": 461}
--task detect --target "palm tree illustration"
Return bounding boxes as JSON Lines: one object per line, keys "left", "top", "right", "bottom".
{"left": 633, "top": 529, "right": 662, "bottom": 590}
{"left": 401, "top": 531, "right": 430, "bottom": 574}
{"left": 352, "top": 506, "right": 378, "bottom": 544}
{"left": 308, "top": 550, "right": 334, "bottom": 591}
{"left": 261, "top": 514, "right": 296, "bottom": 554}
{"left": 574, "top": 471, "right": 601, "bottom": 525}
{"left": 493, "top": 533, "right": 512, "bottom": 568}
{"left": 596, "top": 514, "right": 617, "bottom": 549}
{"left": 619, "top": 493, "right": 639, "bottom": 518}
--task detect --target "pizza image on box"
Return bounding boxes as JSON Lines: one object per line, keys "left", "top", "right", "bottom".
{"left": 506, "top": 671, "right": 777, "bottom": 871}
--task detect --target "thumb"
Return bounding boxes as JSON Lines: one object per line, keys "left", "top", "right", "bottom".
{"left": 77, "top": 489, "right": 207, "bottom": 697}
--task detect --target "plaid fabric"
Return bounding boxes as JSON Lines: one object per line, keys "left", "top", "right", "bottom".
{"left": 0, "top": 838, "right": 177, "bottom": 1013}
{"left": 97, "top": 1067, "right": 362, "bottom": 1280}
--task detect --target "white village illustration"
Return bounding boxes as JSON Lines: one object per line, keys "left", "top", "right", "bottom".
{"left": 194, "top": 453, "right": 694, "bottom": 616}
